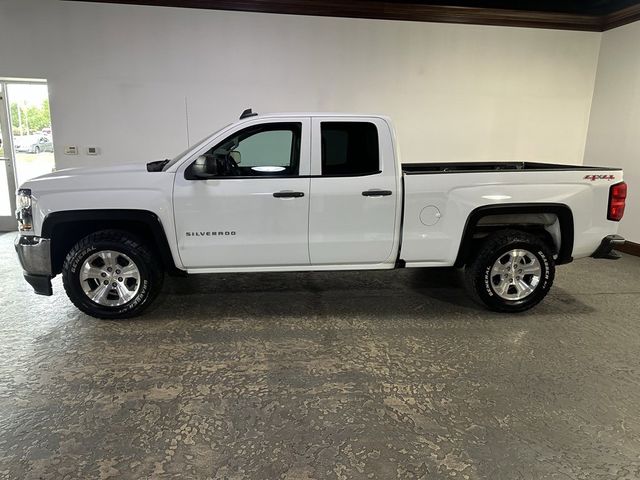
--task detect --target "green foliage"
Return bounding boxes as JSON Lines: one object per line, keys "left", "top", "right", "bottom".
{"left": 10, "top": 99, "right": 51, "bottom": 135}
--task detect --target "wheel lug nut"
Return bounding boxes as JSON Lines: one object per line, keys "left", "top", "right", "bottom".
{"left": 103, "top": 280, "right": 108, "bottom": 285}
{"left": 112, "top": 282, "right": 117, "bottom": 287}
{"left": 101, "top": 272, "right": 106, "bottom": 277}
{"left": 118, "top": 277, "right": 123, "bottom": 282}
{"left": 107, "top": 267, "right": 112, "bottom": 272}
{"left": 116, "top": 269, "right": 121, "bottom": 274}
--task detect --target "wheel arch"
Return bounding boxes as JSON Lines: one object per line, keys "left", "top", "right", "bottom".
{"left": 41, "top": 209, "right": 184, "bottom": 276}
{"left": 454, "top": 203, "right": 574, "bottom": 268}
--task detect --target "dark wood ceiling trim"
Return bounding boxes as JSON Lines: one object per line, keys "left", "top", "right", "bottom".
{"left": 69, "top": 0, "right": 605, "bottom": 31}
{"left": 602, "top": 2, "right": 640, "bottom": 30}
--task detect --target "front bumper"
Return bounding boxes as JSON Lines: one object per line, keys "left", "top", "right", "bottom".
{"left": 14, "top": 235, "right": 53, "bottom": 295}
{"left": 591, "top": 234, "right": 625, "bottom": 260}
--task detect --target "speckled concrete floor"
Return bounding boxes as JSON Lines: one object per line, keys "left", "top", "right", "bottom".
{"left": 1, "top": 232, "right": 640, "bottom": 479}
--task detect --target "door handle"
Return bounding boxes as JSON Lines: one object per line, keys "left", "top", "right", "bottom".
{"left": 362, "top": 189, "right": 393, "bottom": 197}
{"left": 273, "top": 191, "right": 305, "bottom": 198}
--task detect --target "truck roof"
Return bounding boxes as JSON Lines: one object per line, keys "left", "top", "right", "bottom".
{"left": 239, "top": 112, "right": 391, "bottom": 121}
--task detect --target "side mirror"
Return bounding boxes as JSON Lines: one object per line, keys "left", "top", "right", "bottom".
{"left": 229, "top": 150, "right": 241, "bottom": 164}
{"left": 190, "top": 155, "right": 218, "bottom": 179}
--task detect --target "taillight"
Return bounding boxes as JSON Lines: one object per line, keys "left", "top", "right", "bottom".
{"left": 608, "top": 181, "right": 627, "bottom": 221}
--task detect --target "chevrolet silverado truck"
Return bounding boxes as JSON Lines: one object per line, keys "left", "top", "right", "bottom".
{"left": 15, "top": 110, "right": 627, "bottom": 319}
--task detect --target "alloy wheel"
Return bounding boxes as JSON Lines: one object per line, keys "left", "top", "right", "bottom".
{"left": 79, "top": 250, "right": 141, "bottom": 306}
{"left": 489, "top": 248, "right": 542, "bottom": 301}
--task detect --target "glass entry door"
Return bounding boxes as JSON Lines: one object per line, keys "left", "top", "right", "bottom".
{"left": 7, "top": 83, "right": 56, "bottom": 187}
{"left": 0, "top": 80, "right": 55, "bottom": 232}
{"left": 0, "top": 84, "right": 17, "bottom": 232}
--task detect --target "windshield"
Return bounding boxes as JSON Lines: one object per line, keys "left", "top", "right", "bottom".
{"left": 162, "top": 123, "right": 232, "bottom": 171}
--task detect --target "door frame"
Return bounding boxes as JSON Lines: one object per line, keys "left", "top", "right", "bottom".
{"left": 0, "top": 83, "right": 17, "bottom": 231}
{"left": 0, "top": 78, "right": 50, "bottom": 232}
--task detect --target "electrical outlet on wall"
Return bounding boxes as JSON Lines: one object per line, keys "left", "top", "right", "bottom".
{"left": 86, "top": 147, "right": 99, "bottom": 155}
{"left": 64, "top": 146, "right": 78, "bottom": 155}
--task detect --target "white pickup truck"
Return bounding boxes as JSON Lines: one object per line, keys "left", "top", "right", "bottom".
{"left": 15, "top": 110, "right": 627, "bottom": 319}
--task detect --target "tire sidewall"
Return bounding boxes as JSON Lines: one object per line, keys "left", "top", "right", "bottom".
{"left": 478, "top": 240, "right": 553, "bottom": 311}
{"left": 64, "top": 240, "right": 153, "bottom": 319}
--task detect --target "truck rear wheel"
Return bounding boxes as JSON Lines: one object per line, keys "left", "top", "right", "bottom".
{"left": 62, "top": 230, "right": 163, "bottom": 319}
{"left": 464, "top": 230, "right": 555, "bottom": 313}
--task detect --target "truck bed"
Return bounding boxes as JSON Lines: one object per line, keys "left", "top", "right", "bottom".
{"left": 399, "top": 162, "right": 623, "bottom": 267}
{"left": 402, "top": 161, "right": 621, "bottom": 174}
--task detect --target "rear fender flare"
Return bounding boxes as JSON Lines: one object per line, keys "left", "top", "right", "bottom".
{"left": 454, "top": 203, "right": 574, "bottom": 267}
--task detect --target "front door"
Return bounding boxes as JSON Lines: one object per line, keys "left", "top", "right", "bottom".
{"left": 308, "top": 118, "right": 398, "bottom": 265}
{"left": 173, "top": 118, "right": 311, "bottom": 269}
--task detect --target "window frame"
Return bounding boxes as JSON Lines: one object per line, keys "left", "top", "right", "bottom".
{"left": 185, "top": 121, "right": 303, "bottom": 180}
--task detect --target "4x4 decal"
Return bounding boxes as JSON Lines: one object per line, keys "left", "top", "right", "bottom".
{"left": 584, "top": 174, "right": 615, "bottom": 181}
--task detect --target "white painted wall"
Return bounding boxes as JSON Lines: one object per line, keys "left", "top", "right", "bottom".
{"left": 585, "top": 21, "right": 640, "bottom": 243}
{"left": 0, "top": 0, "right": 600, "bottom": 171}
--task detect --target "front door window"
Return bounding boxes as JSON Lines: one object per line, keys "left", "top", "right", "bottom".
{"left": 194, "top": 123, "right": 301, "bottom": 177}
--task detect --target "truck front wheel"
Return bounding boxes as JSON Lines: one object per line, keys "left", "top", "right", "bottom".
{"left": 62, "top": 230, "right": 163, "bottom": 319}
{"left": 464, "top": 230, "right": 555, "bottom": 313}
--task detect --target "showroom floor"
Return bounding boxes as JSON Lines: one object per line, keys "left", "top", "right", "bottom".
{"left": 1, "top": 232, "right": 640, "bottom": 479}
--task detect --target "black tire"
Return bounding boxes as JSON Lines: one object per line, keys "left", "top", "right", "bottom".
{"left": 62, "top": 230, "right": 163, "bottom": 319}
{"left": 464, "top": 229, "right": 555, "bottom": 313}
{"left": 33, "top": 146, "right": 40, "bottom": 154}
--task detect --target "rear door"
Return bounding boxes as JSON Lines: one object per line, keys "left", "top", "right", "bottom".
{"left": 308, "top": 117, "right": 398, "bottom": 265}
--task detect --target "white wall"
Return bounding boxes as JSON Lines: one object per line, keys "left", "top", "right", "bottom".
{"left": 0, "top": 0, "right": 601, "bottom": 170}
{"left": 585, "top": 21, "right": 640, "bottom": 243}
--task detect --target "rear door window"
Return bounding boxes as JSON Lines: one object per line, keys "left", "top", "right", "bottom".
{"left": 321, "top": 122, "right": 379, "bottom": 176}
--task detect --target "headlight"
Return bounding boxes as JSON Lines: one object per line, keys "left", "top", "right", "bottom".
{"left": 16, "top": 188, "right": 33, "bottom": 231}
{"left": 17, "top": 189, "right": 31, "bottom": 209}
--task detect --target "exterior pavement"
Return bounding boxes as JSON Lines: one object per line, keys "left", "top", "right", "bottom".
{"left": 1, "top": 231, "right": 639, "bottom": 479}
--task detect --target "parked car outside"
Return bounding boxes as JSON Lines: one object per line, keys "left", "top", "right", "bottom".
{"left": 14, "top": 134, "right": 53, "bottom": 154}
